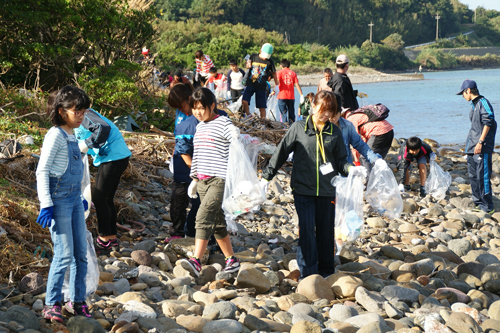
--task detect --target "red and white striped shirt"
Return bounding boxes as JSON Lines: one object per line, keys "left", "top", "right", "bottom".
{"left": 195, "top": 55, "right": 214, "bottom": 77}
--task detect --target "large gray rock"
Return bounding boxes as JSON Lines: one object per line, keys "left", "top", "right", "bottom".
{"left": 381, "top": 285, "right": 420, "bottom": 304}
{"left": 288, "top": 303, "right": 315, "bottom": 317}
{"left": 344, "top": 313, "right": 387, "bottom": 328}
{"left": 242, "top": 314, "right": 270, "bottom": 331}
{"left": 481, "top": 263, "right": 500, "bottom": 284}
{"left": 133, "top": 240, "right": 156, "bottom": 253}
{"left": 445, "top": 311, "right": 482, "bottom": 333}
{"left": 67, "top": 316, "right": 105, "bottom": 333}
{"left": 328, "top": 304, "right": 358, "bottom": 322}
{"left": 234, "top": 263, "right": 270, "bottom": 294}
{"left": 380, "top": 246, "right": 405, "bottom": 261}
{"left": 0, "top": 305, "right": 39, "bottom": 330}
{"left": 131, "top": 250, "right": 152, "bottom": 266}
{"left": 354, "top": 287, "right": 387, "bottom": 316}
{"left": 447, "top": 239, "right": 472, "bottom": 257}
{"left": 138, "top": 317, "right": 179, "bottom": 332}
{"left": 202, "top": 319, "right": 243, "bottom": 333}
{"left": 203, "top": 301, "right": 237, "bottom": 319}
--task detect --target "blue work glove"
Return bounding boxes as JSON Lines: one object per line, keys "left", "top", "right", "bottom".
{"left": 374, "top": 153, "right": 382, "bottom": 160}
{"left": 83, "top": 199, "right": 88, "bottom": 211}
{"left": 36, "top": 207, "right": 54, "bottom": 228}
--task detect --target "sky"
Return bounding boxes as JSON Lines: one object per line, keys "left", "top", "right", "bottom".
{"left": 460, "top": 0, "right": 500, "bottom": 11}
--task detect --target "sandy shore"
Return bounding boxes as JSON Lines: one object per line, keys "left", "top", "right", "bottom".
{"left": 297, "top": 70, "right": 424, "bottom": 87}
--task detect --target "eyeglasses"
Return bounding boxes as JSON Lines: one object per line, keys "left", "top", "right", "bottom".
{"left": 66, "top": 109, "right": 88, "bottom": 116}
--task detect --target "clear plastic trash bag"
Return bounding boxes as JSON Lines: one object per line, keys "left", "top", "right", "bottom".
{"left": 266, "top": 94, "right": 280, "bottom": 121}
{"left": 365, "top": 159, "right": 403, "bottom": 219}
{"left": 222, "top": 138, "right": 266, "bottom": 233}
{"left": 214, "top": 80, "right": 228, "bottom": 102}
{"left": 331, "top": 169, "right": 365, "bottom": 242}
{"left": 61, "top": 230, "right": 99, "bottom": 301}
{"left": 240, "top": 134, "right": 261, "bottom": 171}
{"left": 81, "top": 155, "right": 92, "bottom": 219}
{"left": 227, "top": 95, "right": 243, "bottom": 115}
{"left": 425, "top": 160, "right": 451, "bottom": 200}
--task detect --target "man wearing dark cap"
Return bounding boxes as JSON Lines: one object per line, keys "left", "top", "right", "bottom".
{"left": 327, "top": 55, "right": 359, "bottom": 111}
{"left": 458, "top": 79, "right": 497, "bottom": 214}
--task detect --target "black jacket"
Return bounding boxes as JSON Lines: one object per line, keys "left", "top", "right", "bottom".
{"left": 327, "top": 71, "right": 359, "bottom": 111}
{"left": 262, "top": 116, "right": 351, "bottom": 197}
{"left": 466, "top": 95, "right": 496, "bottom": 154}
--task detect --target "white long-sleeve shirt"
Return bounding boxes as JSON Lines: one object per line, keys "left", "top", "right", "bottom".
{"left": 36, "top": 127, "right": 74, "bottom": 208}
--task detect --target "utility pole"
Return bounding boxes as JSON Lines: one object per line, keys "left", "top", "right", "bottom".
{"left": 435, "top": 14, "right": 440, "bottom": 40}
{"left": 368, "top": 22, "right": 374, "bottom": 42}
{"left": 474, "top": 7, "right": 477, "bottom": 25}
{"left": 316, "top": 26, "right": 322, "bottom": 43}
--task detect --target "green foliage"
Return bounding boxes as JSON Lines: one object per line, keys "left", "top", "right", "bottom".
{"left": 78, "top": 60, "right": 144, "bottom": 117}
{"left": 0, "top": 0, "right": 155, "bottom": 90}
{"left": 153, "top": 0, "right": 461, "bottom": 47}
{"left": 415, "top": 49, "right": 458, "bottom": 69}
{"left": 381, "top": 33, "right": 405, "bottom": 51}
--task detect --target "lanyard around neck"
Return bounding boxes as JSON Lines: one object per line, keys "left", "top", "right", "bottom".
{"left": 312, "top": 118, "right": 327, "bottom": 164}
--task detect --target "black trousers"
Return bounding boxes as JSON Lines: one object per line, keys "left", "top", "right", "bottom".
{"left": 170, "top": 181, "right": 200, "bottom": 237}
{"left": 93, "top": 157, "right": 129, "bottom": 236}
{"left": 468, "top": 153, "right": 493, "bottom": 212}
{"left": 294, "top": 194, "right": 336, "bottom": 278}
{"left": 360, "top": 129, "right": 394, "bottom": 174}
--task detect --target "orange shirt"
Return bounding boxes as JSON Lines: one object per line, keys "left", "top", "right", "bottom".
{"left": 346, "top": 113, "right": 393, "bottom": 162}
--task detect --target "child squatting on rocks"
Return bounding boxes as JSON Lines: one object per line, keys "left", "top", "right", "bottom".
{"left": 36, "top": 86, "right": 92, "bottom": 322}
{"left": 397, "top": 136, "right": 436, "bottom": 197}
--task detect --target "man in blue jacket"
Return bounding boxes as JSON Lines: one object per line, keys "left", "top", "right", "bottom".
{"left": 458, "top": 79, "right": 497, "bottom": 214}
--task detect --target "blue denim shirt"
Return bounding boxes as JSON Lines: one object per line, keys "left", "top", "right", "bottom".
{"left": 337, "top": 117, "right": 378, "bottom": 164}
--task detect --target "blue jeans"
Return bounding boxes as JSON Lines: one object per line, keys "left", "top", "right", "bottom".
{"left": 45, "top": 128, "right": 87, "bottom": 305}
{"left": 278, "top": 99, "right": 295, "bottom": 124}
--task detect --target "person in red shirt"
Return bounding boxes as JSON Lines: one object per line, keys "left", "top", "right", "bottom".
{"left": 206, "top": 67, "right": 227, "bottom": 91}
{"left": 277, "top": 59, "right": 304, "bottom": 124}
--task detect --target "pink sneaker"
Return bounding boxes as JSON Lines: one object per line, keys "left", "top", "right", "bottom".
{"left": 165, "top": 235, "right": 182, "bottom": 243}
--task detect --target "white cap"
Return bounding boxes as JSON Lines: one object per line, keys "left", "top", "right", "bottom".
{"left": 336, "top": 54, "right": 349, "bottom": 65}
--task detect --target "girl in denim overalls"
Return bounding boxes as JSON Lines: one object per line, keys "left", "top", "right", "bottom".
{"left": 36, "top": 86, "right": 92, "bottom": 322}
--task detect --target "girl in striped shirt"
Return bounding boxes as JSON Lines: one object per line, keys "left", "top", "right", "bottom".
{"left": 180, "top": 88, "right": 241, "bottom": 277}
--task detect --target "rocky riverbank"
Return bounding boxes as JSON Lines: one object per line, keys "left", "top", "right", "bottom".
{"left": 3, "top": 138, "right": 500, "bottom": 333}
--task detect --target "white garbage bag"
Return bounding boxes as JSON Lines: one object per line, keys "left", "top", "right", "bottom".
{"left": 266, "top": 94, "right": 280, "bottom": 121}
{"left": 365, "top": 159, "right": 403, "bottom": 219}
{"left": 425, "top": 160, "right": 451, "bottom": 200}
{"left": 222, "top": 137, "right": 266, "bottom": 233}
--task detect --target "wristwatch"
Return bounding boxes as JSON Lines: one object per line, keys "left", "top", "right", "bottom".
{"left": 478, "top": 140, "right": 485, "bottom": 145}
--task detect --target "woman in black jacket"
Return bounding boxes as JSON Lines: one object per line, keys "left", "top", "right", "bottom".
{"left": 261, "top": 90, "right": 353, "bottom": 278}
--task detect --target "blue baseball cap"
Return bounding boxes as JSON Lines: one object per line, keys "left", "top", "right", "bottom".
{"left": 456, "top": 79, "right": 478, "bottom": 95}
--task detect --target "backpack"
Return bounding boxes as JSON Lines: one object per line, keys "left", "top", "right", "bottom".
{"left": 348, "top": 103, "right": 390, "bottom": 130}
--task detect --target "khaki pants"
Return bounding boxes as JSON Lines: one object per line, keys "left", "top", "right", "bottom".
{"left": 195, "top": 177, "right": 228, "bottom": 240}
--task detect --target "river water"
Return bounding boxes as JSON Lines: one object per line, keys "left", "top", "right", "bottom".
{"left": 251, "top": 69, "right": 500, "bottom": 146}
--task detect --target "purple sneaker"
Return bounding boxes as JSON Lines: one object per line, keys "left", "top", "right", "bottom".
{"left": 42, "top": 303, "right": 64, "bottom": 323}
{"left": 180, "top": 257, "right": 202, "bottom": 277}
{"left": 223, "top": 256, "right": 240, "bottom": 273}
{"left": 94, "top": 237, "right": 111, "bottom": 255}
{"left": 64, "top": 301, "right": 92, "bottom": 318}
{"left": 165, "top": 235, "right": 182, "bottom": 243}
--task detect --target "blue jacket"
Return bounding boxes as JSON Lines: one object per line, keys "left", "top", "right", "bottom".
{"left": 173, "top": 110, "right": 228, "bottom": 183}
{"left": 74, "top": 109, "right": 131, "bottom": 167}
{"left": 466, "top": 96, "right": 496, "bottom": 154}
{"left": 337, "top": 118, "right": 378, "bottom": 164}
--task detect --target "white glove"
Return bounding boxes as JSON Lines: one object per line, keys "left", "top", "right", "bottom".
{"left": 430, "top": 153, "right": 436, "bottom": 161}
{"left": 349, "top": 166, "right": 368, "bottom": 180}
{"left": 227, "top": 91, "right": 231, "bottom": 99}
{"left": 229, "top": 126, "right": 240, "bottom": 142}
{"left": 188, "top": 181, "right": 198, "bottom": 199}
{"left": 195, "top": 72, "right": 199, "bottom": 82}
{"left": 79, "top": 141, "right": 89, "bottom": 154}
{"left": 398, "top": 184, "right": 405, "bottom": 193}
{"left": 260, "top": 178, "right": 270, "bottom": 193}
{"left": 300, "top": 95, "right": 305, "bottom": 104}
